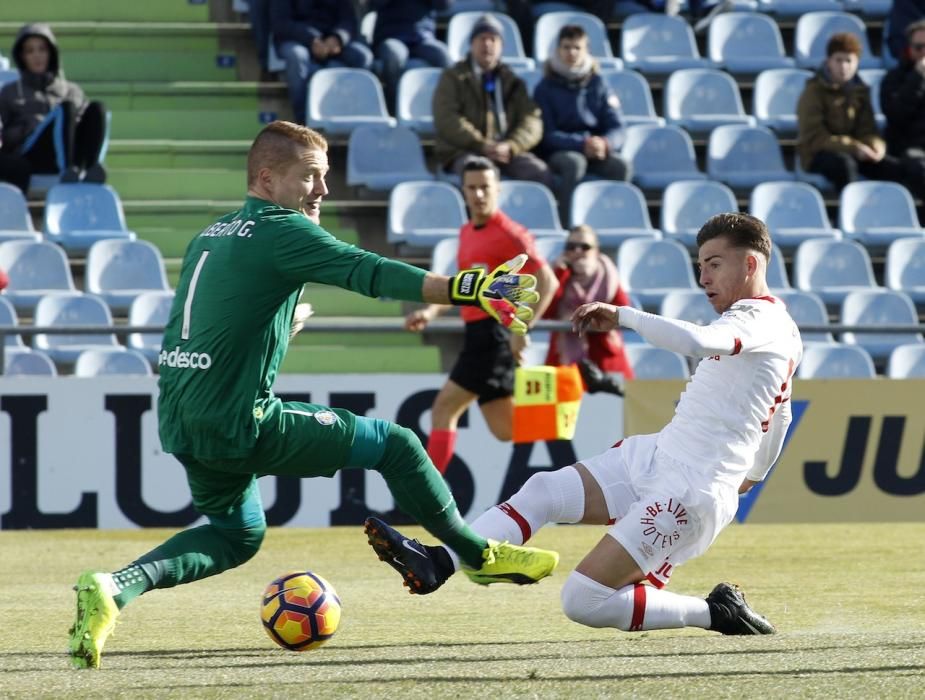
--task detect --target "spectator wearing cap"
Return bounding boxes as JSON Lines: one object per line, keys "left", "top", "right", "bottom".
{"left": 797, "top": 32, "right": 915, "bottom": 194}
{"left": 533, "top": 24, "right": 631, "bottom": 223}
{"left": 881, "top": 18, "right": 925, "bottom": 195}
{"left": 432, "top": 13, "right": 553, "bottom": 186}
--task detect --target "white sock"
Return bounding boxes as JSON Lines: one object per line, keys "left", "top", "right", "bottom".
{"left": 561, "top": 571, "right": 711, "bottom": 631}
{"left": 443, "top": 467, "right": 586, "bottom": 572}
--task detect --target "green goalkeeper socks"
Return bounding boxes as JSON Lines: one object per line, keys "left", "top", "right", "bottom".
{"left": 111, "top": 564, "right": 153, "bottom": 609}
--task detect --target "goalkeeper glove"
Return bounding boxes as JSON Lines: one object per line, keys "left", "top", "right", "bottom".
{"left": 448, "top": 253, "right": 539, "bottom": 336}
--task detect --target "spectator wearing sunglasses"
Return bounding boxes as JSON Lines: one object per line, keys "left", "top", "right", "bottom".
{"left": 543, "top": 225, "right": 634, "bottom": 393}
{"left": 881, "top": 18, "right": 925, "bottom": 191}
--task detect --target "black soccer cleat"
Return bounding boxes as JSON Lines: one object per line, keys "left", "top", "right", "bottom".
{"left": 706, "top": 582, "right": 776, "bottom": 635}
{"left": 364, "top": 516, "right": 453, "bottom": 595}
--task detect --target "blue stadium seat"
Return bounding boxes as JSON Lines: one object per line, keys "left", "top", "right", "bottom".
{"left": 533, "top": 236, "right": 566, "bottom": 264}
{"left": 85, "top": 239, "right": 170, "bottom": 315}
{"left": 622, "top": 124, "right": 706, "bottom": 190}
{"left": 753, "top": 68, "right": 813, "bottom": 139}
{"left": 32, "top": 292, "right": 121, "bottom": 366}
{"left": 307, "top": 68, "right": 396, "bottom": 136}
{"left": 396, "top": 67, "right": 441, "bottom": 136}
{"left": 533, "top": 11, "right": 623, "bottom": 70}
{"left": 42, "top": 183, "right": 137, "bottom": 255}
{"left": 887, "top": 344, "right": 925, "bottom": 378}
{"left": 625, "top": 344, "right": 691, "bottom": 379}
{"left": 749, "top": 181, "right": 841, "bottom": 252}
{"left": 617, "top": 237, "right": 698, "bottom": 310}
{"left": 128, "top": 291, "right": 174, "bottom": 364}
{"left": 569, "top": 181, "right": 661, "bottom": 248}
{"left": 514, "top": 67, "right": 543, "bottom": 96}
{"left": 757, "top": 0, "right": 842, "bottom": 18}
{"left": 794, "top": 158, "right": 836, "bottom": 193}
{"left": 767, "top": 243, "right": 792, "bottom": 291}
{"left": 886, "top": 238, "right": 925, "bottom": 308}
{"left": 660, "top": 179, "right": 737, "bottom": 250}
{"left": 498, "top": 181, "right": 565, "bottom": 238}
{"left": 0, "top": 240, "right": 77, "bottom": 314}
{"left": 74, "top": 347, "right": 153, "bottom": 377}
{"left": 0, "top": 183, "right": 41, "bottom": 243}
{"left": 838, "top": 181, "right": 925, "bottom": 252}
{"left": 430, "top": 237, "right": 459, "bottom": 276}
{"left": 776, "top": 290, "right": 834, "bottom": 343}
{"left": 347, "top": 125, "right": 432, "bottom": 191}
{"left": 797, "top": 344, "right": 876, "bottom": 378}
{"left": 840, "top": 290, "right": 924, "bottom": 363}
{"left": 0, "top": 296, "right": 25, "bottom": 348}
{"left": 794, "top": 12, "right": 881, "bottom": 70}
{"left": 707, "top": 125, "right": 793, "bottom": 190}
{"left": 859, "top": 68, "right": 886, "bottom": 130}
{"left": 841, "top": 0, "right": 892, "bottom": 17}
{"left": 387, "top": 181, "right": 467, "bottom": 247}
{"left": 707, "top": 13, "right": 795, "bottom": 76}
{"left": 620, "top": 14, "right": 710, "bottom": 75}
{"left": 3, "top": 348, "right": 57, "bottom": 376}
{"left": 794, "top": 239, "right": 878, "bottom": 309}
{"left": 664, "top": 69, "right": 756, "bottom": 137}
{"left": 660, "top": 290, "right": 719, "bottom": 325}
{"left": 446, "top": 12, "right": 534, "bottom": 70}
{"left": 600, "top": 70, "right": 664, "bottom": 127}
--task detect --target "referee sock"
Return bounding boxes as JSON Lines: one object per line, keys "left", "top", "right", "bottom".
{"left": 426, "top": 429, "right": 456, "bottom": 474}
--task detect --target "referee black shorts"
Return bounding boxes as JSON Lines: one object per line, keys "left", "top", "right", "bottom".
{"left": 449, "top": 318, "right": 515, "bottom": 405}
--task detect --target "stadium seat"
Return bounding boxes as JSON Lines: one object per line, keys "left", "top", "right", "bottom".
{"left": 706, "top": 125, "right": 793, "bottom": 190}
{"left": 446, "top": 12, "right": 534, "bottom": 70}
{"left": 533, "top": 236, "right": 566, "bottom": 264}
{"left": 621, "top": 124, "right": 706, "bottom": 190}
{"left": 0, "top": 183, "right": 41, "bottom": 243}
{"left": 793, "top": 239, "right": 878, "bottom": 309}
{"left": 749, "top": 181, "right": 841, "bottom": 252}
{"left": 0, "top": 240, "right": 77, "bottom": 314}
{"left": 887, "top": 344, "right": 925, "bottom": 378}
{"left": 74, "top": 347, "right": 153, "bottom": 377}
{"left": 617, "top": 237, "right": 698, "bottom": 310}
{"left": 664, "top": 69, "right": 756, "bottom": 137}
{"left": 660, "top": 179, "right": 737, "bottom": 249}
{"left": 625, "top": 344, "right": 691, "bottom": 379}
{"left": 775, "top": 290, "right": 834, "bottom": 343}
{"left": 42, "top": 183, "right": 136, "bottom": 256}
{"left": 0, "top": 296, "right": 24, "bottom": 348}
{"left": 859, "top": 68, "right": 886, "bottom": 130}
{"left": 794, "top": 158, "right": 836, "bottom": 193}
{"left": 797, "top": 344, "right": 876, "bottom": 378}
{"left": 346, "top": 125, "right": 432, "bottom": 191}
{"left": 660, "top": 290, "right": 719, "bottom": 325}
{"left": 885, "top": 238, "right": 925, "bottom": 307}
{"left": 794, "top": 12, "right": 881, "bottom": 70}
{"left": 569, "top": 181, "right": 661, "bottom": 248}
{"left": 3, "top": 348, "right": 57, "bottom": 377}
{"left": 307, "top": 68, "right": 396, "bottom": 136}
{"left": 757, "top": 0, "right": 842, "bottom": 18}
{"left": 838, "top": 182, "right": 925, "bottom": 252}
{"left": 533, "top": 11, "right": 622, "bottom": 70}
{"left": 620, "top": 14, "right": 710, "bottom": 75}
{"left": 767, "top": 243, "right": 792, "bottom": 291}
{"left": 85, "top": 239, "right": 171, "bottom": 315}
{"left": 430, "top": 237, "right": 459, "bottom": 276}
{"left": 32, "top": 292, "right": 121, "bottom": 366}
{"left": 753, "top": 68, "right": 813, "bottom": 139}
{"left": 514, "top": 67, "right": 543, "bottom": 96}
{"left": 840, "top": 290, "right": 924, "bottom": 362}
{"left": 498, "top": 181, "right": 565, "bottom": 238}
{"left": 128, "top": 290, "right": 174, "bottom": 364}
{"left": 841, "top": 0, "right": 892, "bottom": 17}
{"left": 600, "top": 70, "right": 664, "bottom": 127}
{"left": 387, "top": 181, "right": 467, "bottom": 247}
{"left": 707, "top": 13, "right": 795, "bottom": 75}
{"left": 396, "top": 67, "right": 441, "bottom": 136}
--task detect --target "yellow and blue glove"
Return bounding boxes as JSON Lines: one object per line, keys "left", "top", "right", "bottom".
{"left": 448, "top": 254, "right": 539, "bottom": 335}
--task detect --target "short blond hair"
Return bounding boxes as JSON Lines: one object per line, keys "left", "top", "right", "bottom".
{"left": 246, "top": 121, "right": 328, "bottom": 187}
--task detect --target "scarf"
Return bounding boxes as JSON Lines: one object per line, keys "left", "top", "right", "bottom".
{"left": 555, "top": 254, "right": 620, "bottom": 365}
{"left": 547, "top": 52, "right": 596, "bottom": 84}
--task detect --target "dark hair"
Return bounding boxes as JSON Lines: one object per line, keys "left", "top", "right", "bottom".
{"left": 696, "top": 213, "right": 771, "bottom": 262}
{"left": 461, "top": 156, "right": 499, "bottom": 178}
{"left": 557, "top": 24, "right": 587, "bottom": 43}
{"left": 826, "top": 32, "right": 862, "bottom": 57}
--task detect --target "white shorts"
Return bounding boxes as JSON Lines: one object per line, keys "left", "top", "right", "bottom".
{"left": 580, "top": 433, "right": 737, "bottom": 588}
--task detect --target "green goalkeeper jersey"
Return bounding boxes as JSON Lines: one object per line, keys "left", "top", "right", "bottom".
{"left": 157, "top": 196, "right": 427, "bottom": 460}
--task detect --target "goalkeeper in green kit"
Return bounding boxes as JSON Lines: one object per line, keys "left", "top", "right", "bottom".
{"left": 68, "top": 121, "right": 559, "bottom": 669}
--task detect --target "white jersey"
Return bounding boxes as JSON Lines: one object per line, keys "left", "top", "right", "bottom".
{"left": 619, "top": 297, "right": 803, "bottom": 489}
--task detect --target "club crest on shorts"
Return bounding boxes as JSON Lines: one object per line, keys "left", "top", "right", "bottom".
{"left": 314, "top": 410, "right": 337, "bottom": 426}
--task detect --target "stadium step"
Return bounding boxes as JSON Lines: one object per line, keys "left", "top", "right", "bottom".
{"left": 109, "top": 168, "right": 244, "bottom": 201}
{"left": 111, "top": 110, "right": 268, "bottom": 140}
{"left": 85, "top": 83, "right": 269, "bottom": 112}
{"left": 0, "top": 1, "right": 210, "bottom": 22}
{"left": 0, "top": 21, "right": 225, "bottom": 51}
{"left": 106, "top": 140, "right": 250, "bottom": 170}
{"left": 64, "top": 50, "right": 240, "bottom": 82}
{"left": 279, "top": 345, "right": 441, "bottom": 374}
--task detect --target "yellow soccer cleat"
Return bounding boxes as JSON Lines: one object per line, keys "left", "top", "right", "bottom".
{"left": 463, "top": 540, "right": 559, "bottom": 586}
{"left": 68, "top": 571, "right": 119, "bottom": 669}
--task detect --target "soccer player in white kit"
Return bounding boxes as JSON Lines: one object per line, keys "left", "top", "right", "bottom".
{"left": 366, "top": 212, "right": 803, "bottom": 635}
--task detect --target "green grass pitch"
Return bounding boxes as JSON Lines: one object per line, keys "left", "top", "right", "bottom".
{"left": 2, "top": 523, "right": 923, "bottom": 698}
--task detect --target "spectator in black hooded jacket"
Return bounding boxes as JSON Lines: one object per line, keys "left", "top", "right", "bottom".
{"left": 882, "top": 18, "right": 925, "bottom": 191}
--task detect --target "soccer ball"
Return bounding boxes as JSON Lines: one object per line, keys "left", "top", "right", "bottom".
{"left": 260, "top": 571, "right": 342, "bottom": 651}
